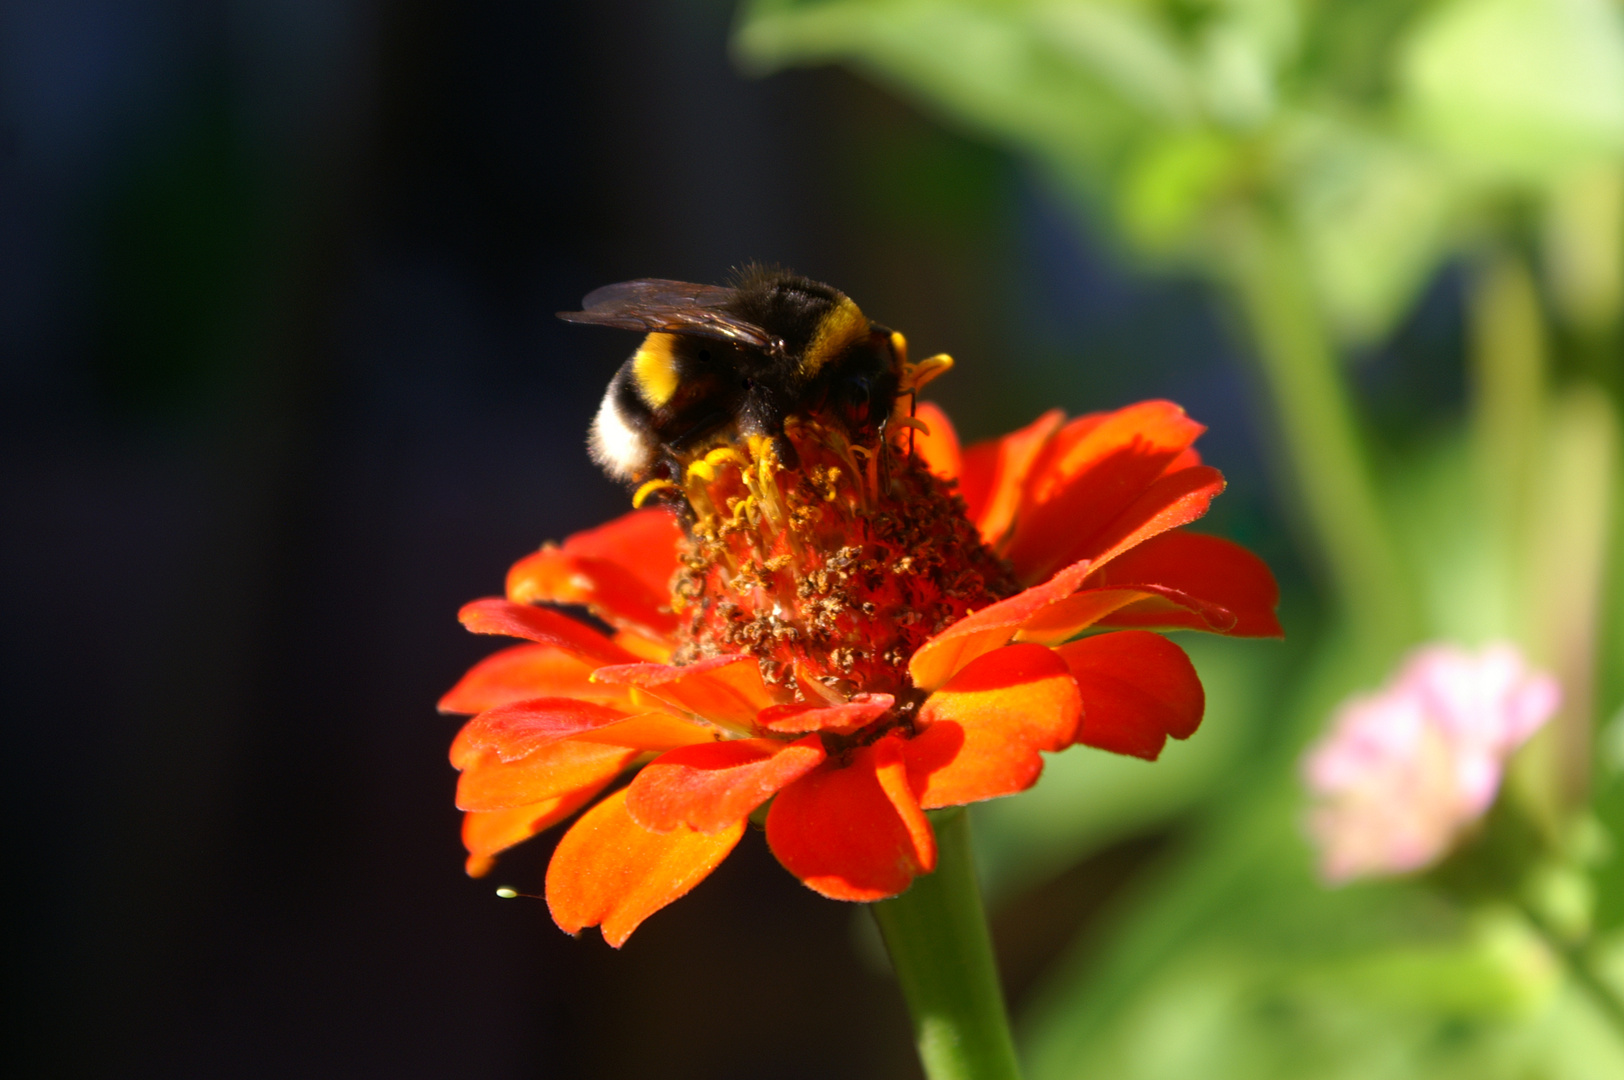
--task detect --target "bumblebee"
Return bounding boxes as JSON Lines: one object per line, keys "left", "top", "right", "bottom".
{"left": 560, "top": 268, "right": 911, "bottom": 483}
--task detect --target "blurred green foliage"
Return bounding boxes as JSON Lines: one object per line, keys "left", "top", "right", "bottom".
{"left": 740, "top": 0, "right": 1624, "bottom": 342}
{"left": 737, "top": 1, "right": 1624, "bottom": 1076}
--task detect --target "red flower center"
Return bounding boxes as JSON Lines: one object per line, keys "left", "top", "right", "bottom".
{"left": 669, "top": 420, "right": 1017, "bottom": 713}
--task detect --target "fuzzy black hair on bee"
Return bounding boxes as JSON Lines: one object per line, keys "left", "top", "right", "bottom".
{"left": 560, "top": 268, "right": 902, "bottom": 484}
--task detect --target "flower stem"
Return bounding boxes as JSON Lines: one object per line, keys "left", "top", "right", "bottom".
{"left": 1519, "top": 902, "right": 1624, "bottom": 1042}
{"left": 1564, "top": 942, "right": 1624, "bottom": 1041}
{"left": 1219, "top": 207, "right": 1417, "bottom": 654}
{"left": 870, "top": 808, "right": 1023, "bottom": 1080}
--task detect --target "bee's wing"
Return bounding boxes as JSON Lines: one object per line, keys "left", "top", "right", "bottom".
{"left": 558, "top": 279, "right": 777, "bottom": 350}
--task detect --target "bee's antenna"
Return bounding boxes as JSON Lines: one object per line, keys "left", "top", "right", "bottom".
{"left": 908, "top": 390, "right": 919, "bottom": 457}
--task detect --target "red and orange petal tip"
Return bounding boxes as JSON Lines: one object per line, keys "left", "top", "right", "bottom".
{"left": 1089, "top": 530, "right": 1283, "bottom": 638}
{"left": 958, "top": 408, "right": 1065, "bottom": 548}
{"left": 592, "top": 654, "right": 779, "bottom": 729}
{"left": 559, "top": 506, "right": 683, "bottom": 599}
{"left": 626, "top": 736, "right": 825, "bottom": 834}
{"left": 907, "top": 557, "right": 1097, "bottom": 691}
{"left": 905, "top": 643, "right": 1081, "bottom": 809}
{"left": 1076, "top": 465, "right": 1226, "bottom": 574}
{"left": 456, "top": 697, "right": 635, "bottom": 763}
{"left": 506, "top": 546, "right": 679, "bottom": 639}
{"left": 463, "top": 784, "right": 608, "bottom": 878}
{"left": 1008, "top": 402, "right": 1206, "bottom": 579}
{"left": 1055, "top": 631, "right": 1204, "bottom": 760}
{"left": 504, "top": 507, "right": 682, "bottom": 639}
{"left": 1008, "top": 587, "right": 1151, "bottom": 646}
{"left": 459, "top": 598, "right": 639, "bottom": 668}
{"left": 438, "top": 642, "right": 618, "bottom": 715}
{"left": 455, "top": 739, "right": 638, "bottom": 812}
{"left": 757, "top": 693, "right": 895, "bottom": 734}
{"left": 547, "top": 787, "right": 744, "bottom": 947}
{"left": 766, "top": 735, "right": 936, "bottom": 902}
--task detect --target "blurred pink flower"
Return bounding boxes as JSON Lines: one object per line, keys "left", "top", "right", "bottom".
{"left": 1303, "top": 642, "right": 1560, "bottom": 884}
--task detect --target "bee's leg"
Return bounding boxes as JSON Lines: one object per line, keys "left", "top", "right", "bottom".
{"left": 771, "top": 431, "right": 800, "bottom": 471}
{"left": 745, "top": 395, "right": 798, "bottom": 471}
{"left": 876, "top": 414, "right": 893, "bottom": 493}
{"left": 656, "top": 455, "right": 699, "bottom": 526}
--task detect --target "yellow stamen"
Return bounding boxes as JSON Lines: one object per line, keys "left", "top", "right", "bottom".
{"left": 890, "top": 330, "right": 910, "bottom": 369}
{"left": 632, "top": 479, "right": 677, "bottom": 508}
{"left": 727, "top": 494, "right": 758, "bottom": 528}
{"left": 704, "top": 446, "right": 747, "bottom": 471}
{"left": 904, "top": 353, "right": 954, "bottom": 394}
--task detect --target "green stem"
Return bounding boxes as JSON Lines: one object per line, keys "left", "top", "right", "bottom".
{"left": 1468, "top": 251, "right": 1544, "bottom": 594}
{"left": 1565, "top": 943, "right": 1624, "bottom": 1041}
{"left": 871, "top": 808, "right": 1023, "bottom": 1080}
{"left": 1520, "top": 903, "right": 1624, "bottom": 1042}
{"left": 1220, "top": 207, "right": 1416, "bottom": 654}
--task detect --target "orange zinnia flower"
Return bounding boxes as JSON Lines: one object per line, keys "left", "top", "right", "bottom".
{"left": 442, "top": 397, "right": 1280, "bottom": 946}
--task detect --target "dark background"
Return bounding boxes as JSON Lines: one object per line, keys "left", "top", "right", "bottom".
{"left": 2, "top": 1, "right": 1454, "bottom": 1076}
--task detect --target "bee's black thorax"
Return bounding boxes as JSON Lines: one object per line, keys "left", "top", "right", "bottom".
{"left": 720, "top": 268, "right": 848, "bottom": 361}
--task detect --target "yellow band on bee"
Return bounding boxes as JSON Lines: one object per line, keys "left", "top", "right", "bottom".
{"left": 801, "top": 296, "right": 870, "bottom": 377}
{"left": 632, "top": 333, "right": 681, "bottom": 408}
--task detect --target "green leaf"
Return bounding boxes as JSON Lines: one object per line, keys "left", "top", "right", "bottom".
{"left": 1033, "top": 1, "right": 1196, "bottom": 123}
{"left": 1279, "top": 117, "right": 1458, "bottom": 342}
{"left": 1400, "top": 0, "right": 1624, "bottom": 182}
{"left": 736, "top": 0, "right": 1145, "bottom": 176}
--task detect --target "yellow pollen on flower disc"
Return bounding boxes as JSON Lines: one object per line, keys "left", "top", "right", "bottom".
{"left": 669, "top": 420, "right": 1016, "bottom": 716}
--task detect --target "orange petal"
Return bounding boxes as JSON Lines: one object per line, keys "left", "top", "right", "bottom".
{"left": 573, "top": 713, "right": 718, "bottom": 752}
{"left": 507, "top": 546, "right": 679, "bottom": 640}
{"left": 459, "top": 598, "right": 638, "bottom": 667}
{"left": 562, "top": 507, "right": 684, "bottom": 597}
{"left": 439, "top": 643, "right": 626, "bottom": 715}
{"left": 1005, "top": 402, "right": 1208, "bottom": 582}
{"left": 546, "top": 787, "right": 743, "bottom": 947}
{"left": 1010, "top": 587, "right": 1153, "bottom": 646}
{"left": 626, "top": 736, "right": 825, "bottom": 833}
{"left": 1088, "top": 530, "right": 1283, "bottom": 637}
{"left": 449, "top": 706, "right": 706, "bottom": 764}
{"left": 904, "top": 643, "right": 1081, "bottom": 809}
{"left": 959, "top": 409, "right": 1065, "bottom": 548}
{"left": 1163, "top": 446, "right": 1202, "bottom": 473}
{"left": 1054, "top": 631, "right": 1205, "bottom": 760}
{"left": 455, "top": 740, "right": 637, "bottom": 811}
{"left": 1023, "top": 401, "right": 1204, "bottom": 504}
{"left": 613, "top": 629, "right": 675, "bottom": 662}
{"left": 910, "top": 402, "right": 962, "bottom": 481}
{"left": 592, "top": 655, "right": 779, "bottom": 729}
{"left": 462, "top": 784, "right": 607, "bottom": 877}
{"left": 756, "top": 693, "right": 894, "bottom": 734}
{"left": 908, "top": 559, "right": 1096, "bottom": 691}
{"left": 1080, "top": 465, "right": 1226, "bottom": 572}
{"left": 457, "top": 697, "right": 639, "bottom": 762}
{"left": 765, "top": 735, "right": 936, "bottom": 902}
